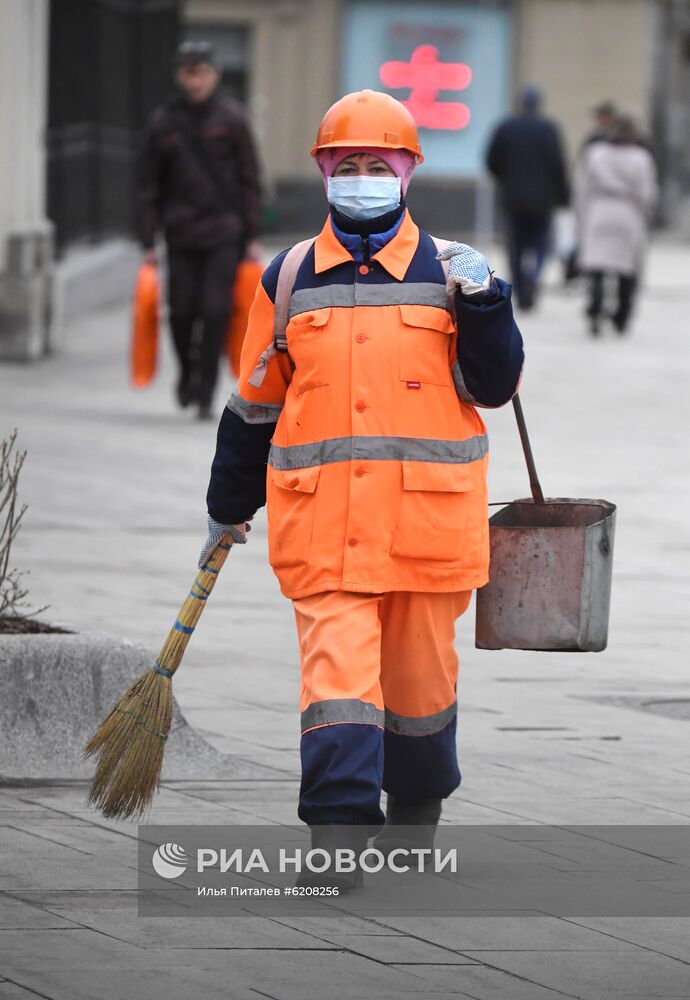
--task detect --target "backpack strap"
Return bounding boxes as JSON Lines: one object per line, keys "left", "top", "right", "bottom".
{"left": 273, "top": 237, "right": 317, "bottom": 352}
{"left": 247, "top": 237, "right": 315, "bottom": 388}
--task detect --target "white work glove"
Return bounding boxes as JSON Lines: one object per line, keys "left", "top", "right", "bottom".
{"left": 198, "top": 516, "right": 250, "bottom": 568}
{"left": 436, "top": 242, "right": 493, "bottom": 297}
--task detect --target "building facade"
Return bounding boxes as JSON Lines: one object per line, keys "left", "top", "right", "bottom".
{"left": 0, "top": 0, "right": 178, "bottom": 360}
{"left": 0, "top": 0, "right": 52, "bottom": 360}
{"left": 185, "top": 0, "right": 690, "bottom": 232}
{"left": 2, "top": 0, "right": 688, "bottom": 358}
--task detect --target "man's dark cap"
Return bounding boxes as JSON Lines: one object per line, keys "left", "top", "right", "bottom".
{"left": 594, "top": 100, "right": 617, "bottom": 117}
{"left": 176, "top": 40, "right": 215, "bottom": 68}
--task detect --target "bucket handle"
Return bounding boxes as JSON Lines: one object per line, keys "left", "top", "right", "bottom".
{"left": 509, "top": 399, "right": 613, "bottom": 553}
{"left": 512, "top": 394, "right": 545, "bottom": 505}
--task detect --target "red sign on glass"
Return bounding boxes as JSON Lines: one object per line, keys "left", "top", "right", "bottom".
{"left": 379, "top": 44, "right": 472, "bottom": 130}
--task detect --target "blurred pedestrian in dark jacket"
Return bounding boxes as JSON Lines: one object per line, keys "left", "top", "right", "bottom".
{"left": 138, "top": 41, "right": 262, "bottom": 419}
{"left": 487, "top": 86, "right": 569, "bottom": 309}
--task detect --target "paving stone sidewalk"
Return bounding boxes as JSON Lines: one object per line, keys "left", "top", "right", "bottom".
{"left": 1, "top": 242, "right": 690, "bottom": 999}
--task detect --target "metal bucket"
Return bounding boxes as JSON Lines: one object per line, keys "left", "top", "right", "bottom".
{"left": 475, "top": 497, "right": 616, "bottom": 652}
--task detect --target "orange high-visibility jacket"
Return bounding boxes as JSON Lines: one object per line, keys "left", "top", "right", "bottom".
{"left": 207, "top": 210, "right": 524, "bottom": 599}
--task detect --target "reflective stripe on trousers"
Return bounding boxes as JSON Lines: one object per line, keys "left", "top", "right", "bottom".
{"left": 300, "top": 698, "right": 458, "bottom": 737}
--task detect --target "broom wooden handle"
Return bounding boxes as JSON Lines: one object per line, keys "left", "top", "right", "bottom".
{"left": 152, "top": 535, "right": 234, "bottom": 679}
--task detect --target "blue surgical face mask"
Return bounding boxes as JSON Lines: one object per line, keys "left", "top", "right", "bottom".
{"left": 327, "top": 175, "right": 402, "bottom": 220}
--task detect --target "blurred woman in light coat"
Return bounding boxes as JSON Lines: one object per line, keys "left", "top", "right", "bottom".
{"left": 576, "top": 117, "right": 657, "bottom": 335}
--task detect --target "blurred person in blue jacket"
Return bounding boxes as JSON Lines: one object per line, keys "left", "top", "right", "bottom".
{"left": 487, "top": 86, "right": 570, "bottom": 310}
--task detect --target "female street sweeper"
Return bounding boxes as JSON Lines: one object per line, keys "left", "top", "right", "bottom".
{"left": 200, "top": 90, "right": 524, "bottom": 887}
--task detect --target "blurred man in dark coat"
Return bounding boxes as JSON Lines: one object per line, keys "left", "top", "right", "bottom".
{"left": 138, "top": 41, "right": 262, "bottom": 418}
{"left": 487, "top": 86, "right": 569, "bottom": 309}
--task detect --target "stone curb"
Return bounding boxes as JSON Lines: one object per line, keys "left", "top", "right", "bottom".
{"left": 0, "top": 631, "right": 274, "bottom": 782}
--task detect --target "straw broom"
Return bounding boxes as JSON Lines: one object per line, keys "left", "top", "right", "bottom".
{"left": 83, "top": 536, "right": 234, "bottom": 819}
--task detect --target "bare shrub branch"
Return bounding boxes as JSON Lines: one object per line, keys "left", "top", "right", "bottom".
{"left": 0, "top": 430, "right": 47, "bottom": 621}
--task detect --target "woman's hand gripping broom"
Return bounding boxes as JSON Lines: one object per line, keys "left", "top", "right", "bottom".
{"left": 83, "top": 535, "right": 234, "bottom": 820}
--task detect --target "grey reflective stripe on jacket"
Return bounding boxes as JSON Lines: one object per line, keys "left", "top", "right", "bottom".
{"left": 288, "top": 281, "right": 451, "bottom": 320}
{"left": 228, "top": 393, "right": 283, "bottom": 424}
{"left": 269, "top": 434, "right": 488, "bottom": 471}
{"left": 451, "top": 359, "right": 478, "bottom": 406}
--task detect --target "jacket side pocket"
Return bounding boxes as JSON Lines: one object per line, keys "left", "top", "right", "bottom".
{"left": 267, "top": 464, "right": 321, "bottom": 568}
{"left": 390, "top": 461, "right": 476, "bottom": 562}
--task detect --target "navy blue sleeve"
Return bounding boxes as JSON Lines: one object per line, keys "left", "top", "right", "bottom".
{"left": 454, "top": 277, "right": 524, "bottom": 408}
{"left": 206, "top": 407, "right": 275, "bottom": 524}
{"left": 205, "top": 247, "right": 293, "bottom": 526}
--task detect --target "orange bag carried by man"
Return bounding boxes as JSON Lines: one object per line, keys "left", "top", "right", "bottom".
{"left": 225, "top": 259, "right": 263, "bottom": 378}
{"left": 130, "top": 262, "right": 160, "bottom": 387}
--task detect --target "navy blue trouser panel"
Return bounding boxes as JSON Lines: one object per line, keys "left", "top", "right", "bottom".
{"left": 507, "top": 212, "right": 550, "bottom": 304}
{"left": 383, "top": 717, "right": 461, "bottom": 801}
{"left": 298, "top": 723, "right": 386, "bottom": 826}
{"left": 299, "top": 718, "right": 461, "bottom": 823}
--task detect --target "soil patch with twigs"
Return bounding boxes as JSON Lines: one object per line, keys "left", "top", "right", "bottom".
{"left": 0, "top": 617, "right": 72, "bottom": 635}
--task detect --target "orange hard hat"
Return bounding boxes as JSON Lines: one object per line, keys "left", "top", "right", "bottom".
{"left": 311, "top": 90, "right": 423, "bottom": 163}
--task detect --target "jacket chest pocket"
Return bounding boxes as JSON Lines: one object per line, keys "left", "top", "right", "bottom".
{"left": 399, "top": 304, "right": 455, "bottom": 387}
{"left": 286, "top": 308, "right": 332, "bottom": 394}
{"left": 391, "top": 461, "right": 477, "bottom": 562}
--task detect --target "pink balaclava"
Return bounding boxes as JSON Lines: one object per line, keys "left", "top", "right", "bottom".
{"left": 316, "top": 146, "right": 417, "bottom": 196}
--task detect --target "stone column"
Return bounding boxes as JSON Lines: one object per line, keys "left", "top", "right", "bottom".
{"left": 0, "top": 0, "right": 54, "bottom": 361}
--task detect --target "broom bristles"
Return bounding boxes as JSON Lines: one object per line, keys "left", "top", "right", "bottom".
{"left": 83, "top": 669, "right": 173, "bottom": 819}
{"left": 83, "top": 536, "right": 234, "bottom": 820}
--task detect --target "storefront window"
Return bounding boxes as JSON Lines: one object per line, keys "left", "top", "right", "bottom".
{"left": 343, "top": 1, "right": 511, "bottom": 176}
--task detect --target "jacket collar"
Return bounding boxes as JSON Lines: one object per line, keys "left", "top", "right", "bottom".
{"left": 330, "top": 211, "right": 406, "bottom": 264}
{"left": 314, "top": 209, "right": 420, "bottom": 281}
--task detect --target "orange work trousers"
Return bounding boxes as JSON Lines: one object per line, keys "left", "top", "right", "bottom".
{"left": 293, "top": 589, "right": 471, "bottom": 826}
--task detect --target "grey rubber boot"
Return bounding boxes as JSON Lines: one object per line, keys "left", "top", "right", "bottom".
{"left": 295, "top": 824, "right": 371, "bottom": 893}
{"left": 373, "top": 796, "right": 443, "bottom": 856}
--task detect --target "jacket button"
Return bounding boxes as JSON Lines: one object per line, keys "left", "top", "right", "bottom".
{"left": 355, "top": 401, "right": 366, "bottom": 413}
{"left": 348, "top": 537, "right": 358, "bottom": 547}
{"left": 358, "top": 264, "right": 370, "bottom": 275}
{"left": 356, "top": 334, "right": 366, "bottom": 344}
{"left": 354, "top": 467, "right": 365, "bottom": 478}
